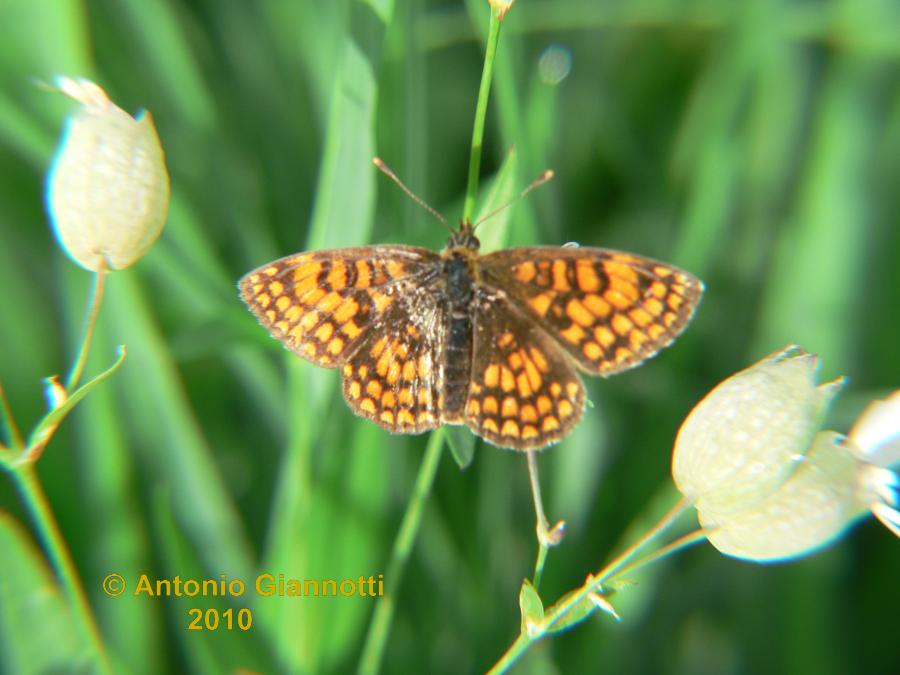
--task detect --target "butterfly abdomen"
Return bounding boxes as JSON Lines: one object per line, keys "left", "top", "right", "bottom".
{"left": 442, "top": 251, "right": 475, "bottom": 422}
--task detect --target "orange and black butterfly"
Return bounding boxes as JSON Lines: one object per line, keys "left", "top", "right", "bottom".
{"left": 239, "top": 222, "right": 702, "bottom": 450}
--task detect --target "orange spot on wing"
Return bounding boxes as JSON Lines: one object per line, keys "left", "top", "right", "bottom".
{"left": 334, "top": 298, "right": 359, "bottom": 323}
{"left": 483, "top": 396, "right": 499, "bottom": 415}
{"left": 552, "top": 260, "right": 571, "bottom": 291}
{"left": 386, "top": 260, "right": 406, "bottom": 278}
{"left": 583, "top": 294, "right": 611, "bottom": 317}
{"left": 606, "top": 261, "right": 639, "bottom": 284}
{"left": 315, "top": 322, "right": 334, "bottom": 342}
{"left": 514, "top": 261, "right": 537, "bottom": 283}
{"left": 583, "top": 342, "right": 602, "bottom": 360}
{"left": 575, "top": 260, "right": 600, "bottom": 291}
{"left": 648, "top": 323, "right": 666, "bottom": 340}
{"left": 612, "top": 314, "right": 634, "bottom": 337}
{"left": 529, "top": 347, "right": 549, "bottom": 373}
{"left": 327, "top": 261, "right": 347, "bottom": 289}
{"left": 536, "top": 396, "right": 552, "bottom": 415}
{"left": 645, "top": 297, "right": 664, "bottom": 317}
{"left": 516, "top": 373, "right": 532, "bottom": 398}
{"left": 561, "top": 323, "right": 587, "bottom": 345}
{"left": 355, "top": 260, "right": 372, "bottom": 288}
{"left": 528, "top": 293, "right": 553, "bottom": 318}
{"left": 501, "top": 420, "right": 520, "bottom": 437}
{"left": 484, "top": 364, "right": 500, "bottom": 388}
{"left": 318, "top": 292, "right": 343, "bottom": 313}
{"left": 501, "top": 397, "right": 519, "bottom": 418}
{"left": 341, "top": 319, "right": 363, "bottom": 339}
{"left": 501, "top": 367, "right": 516, "bottom": 393}
{"left": 566, "top": 298, "right": 595, "bottom": 327}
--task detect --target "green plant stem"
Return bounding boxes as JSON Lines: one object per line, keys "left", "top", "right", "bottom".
{"left": 590, "top": 496, "right": 692, "bottom": 583}
{"left": 357, "top": 430, "right": 445, "bottom": 675}
{"left": 532, "top": 543, "right": 549, "bottom": 591}
{"left": 462, "top": 9, "right": 502, "bottom": 222}
{"left": 10, "top": 463, "right": 112, "bottom": 674}
{"left": 66, "top": 266, "right": 107, "bottom": 392}
{"left": 488, "top": 497, "right": 697, "bottom": 674}
{"left": 609, "top": 528, "right": 707, "bottom": 581}
{"left": 526, "top": 451, "right": 551, "bottom": 590}
{"left": 0, "top": 382, "right": 24, "bottom": 452}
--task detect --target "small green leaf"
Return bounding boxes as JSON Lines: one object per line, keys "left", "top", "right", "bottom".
{"left": 26, "top": 345, "right": 126, "bottom": 449}
{"left": 518, "top": 579, "right": 544, "bottom": 637}
{"left": 545, "top": 589, "right": 598, "bottom": 634}
{"left": 446, "top": 426, "right": 476, "bottom": 470}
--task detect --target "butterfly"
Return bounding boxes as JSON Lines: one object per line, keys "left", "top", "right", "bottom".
{"left": 239, "top": 221, "right": 703, "bottom": 450}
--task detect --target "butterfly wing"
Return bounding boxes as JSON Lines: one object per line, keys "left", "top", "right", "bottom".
{"left": 478, "top": 247, "right": 703, "bottom": 376}
{"left": 240, "top": 245, "right": 446, "bottom": 434}
{"left": 339, "top": 282, "right": 446, "bottom": 435}
{"left": 464, "top": 289, "right": 585, "bottom": 450}
{"left": 240, "top": 246, "right": 439, "bottom": 366}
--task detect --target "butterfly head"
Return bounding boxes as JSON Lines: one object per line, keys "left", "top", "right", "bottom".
{"left": 446, "top": 219, "right": 480, "bottom": 251}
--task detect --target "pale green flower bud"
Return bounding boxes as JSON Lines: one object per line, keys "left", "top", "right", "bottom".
{"left": 700, "top": 431, "right": 870, "bottom": 560}
{"left": 672, "top": 345, "right": 843, "bottom": 517}
{"left": 673, "top": 347, "right": 899, "bottom": 562}
{"left": 46, "top": 77, "right": 170, "bottom": 271}
{"left": 489, "top": 0, "right": 516, "bottom": 19}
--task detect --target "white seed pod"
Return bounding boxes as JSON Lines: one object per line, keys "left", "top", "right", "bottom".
{"left": 46, "top": 77, "right": 170, "bottom": 271}
{"left": 672, "top": 345, "right": 844, "bottom": 517}
{"left": 699, "top": 431, "right": 869, "bottom": 562}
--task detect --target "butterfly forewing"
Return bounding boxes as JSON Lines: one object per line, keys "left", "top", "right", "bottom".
{"left": 479, "top": 247, "right": 703, "bottom": 376}
{"left": 239, "top": 246, "right": 441, "bottom": 368}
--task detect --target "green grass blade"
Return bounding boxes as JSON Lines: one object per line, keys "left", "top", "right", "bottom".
{"left": 0, "top": 513, "right": 89, "bottom": 673}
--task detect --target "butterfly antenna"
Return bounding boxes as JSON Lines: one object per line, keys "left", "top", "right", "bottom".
{"left": 373, "top": 158, "right": 451, "bottom": 231}
{"left": 473, "top": 169, "right": 555, "bottom": 231}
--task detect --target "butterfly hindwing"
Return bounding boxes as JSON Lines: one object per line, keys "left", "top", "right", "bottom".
{"left": 339, "top": 284, "right": 446, "bottom": 434}
{"left": 464, "top": 290, "right": 585, "bottom": 450}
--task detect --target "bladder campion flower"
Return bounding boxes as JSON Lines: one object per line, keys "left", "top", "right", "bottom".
{"left": 46, "top": 77, "right": 170, "bottom": 271}
{"left": 672, "top": 346, "right": 899, "bottom": 561}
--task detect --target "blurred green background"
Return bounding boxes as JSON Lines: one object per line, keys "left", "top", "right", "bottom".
{"left": 1, "top": 0, "right": 899, "bottom": 673}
